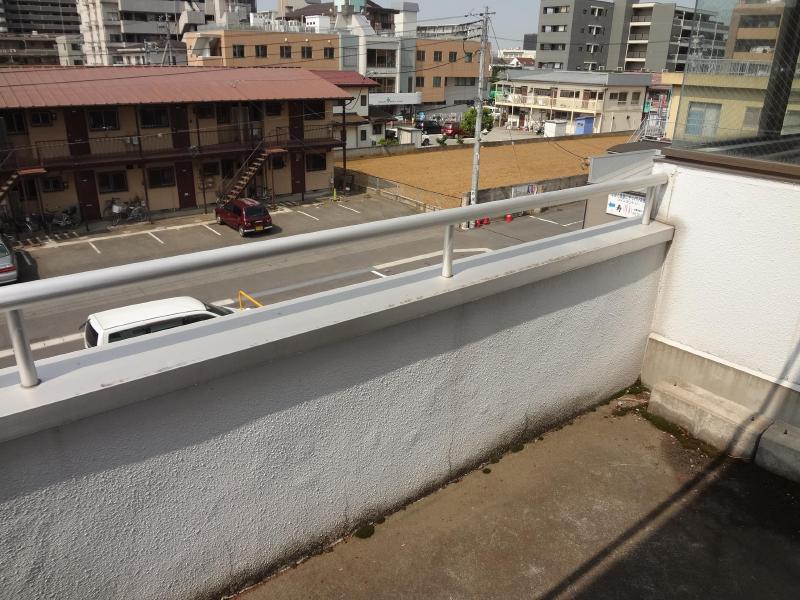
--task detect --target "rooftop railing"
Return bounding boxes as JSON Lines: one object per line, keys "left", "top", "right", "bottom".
{"left": 0, "top": 173, "right": 669, "bottom": 388}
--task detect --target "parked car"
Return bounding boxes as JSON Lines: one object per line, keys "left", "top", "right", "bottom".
{"left": 214, "top": 198, "right": 273, "bottom": 237}
{"left": 83, "top": 296, "right": 235, "bottom": 348}
{"left": 414, "top": 120, "right": 443, "bottom": 135}
{"left": 0, "top": 234, "right": 18, "bottom": 285}
{"left": 442, "top": 122, "right": 463, "bottom": 137}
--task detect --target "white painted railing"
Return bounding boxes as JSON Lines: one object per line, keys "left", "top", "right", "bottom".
{"left": 0, "top": 174, "right": 669, "bottom": 388}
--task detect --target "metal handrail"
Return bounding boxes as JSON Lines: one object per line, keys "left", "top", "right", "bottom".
{"left": 0, "top": 173, "right": 670, "bottom": 387}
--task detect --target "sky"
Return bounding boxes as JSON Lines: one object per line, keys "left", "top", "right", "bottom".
{"left": 256, "top": 1, "right": 540, "bottom": 50}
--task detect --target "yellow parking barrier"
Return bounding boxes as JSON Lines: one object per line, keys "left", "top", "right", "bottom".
{"left": 237, "top": 290, "right": 263, "bottom": 310}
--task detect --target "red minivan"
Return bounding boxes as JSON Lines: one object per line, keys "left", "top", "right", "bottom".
{"left": 214, "top": 198, "right": 273, "bottom": 237}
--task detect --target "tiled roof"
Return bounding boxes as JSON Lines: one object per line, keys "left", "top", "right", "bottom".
{"left": 0, "top": 66, "right": 350, "bottom": 109}
{"left": 311, "top": 70, "right": 379, "bottom": 88}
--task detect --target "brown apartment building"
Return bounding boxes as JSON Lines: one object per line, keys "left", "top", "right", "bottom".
{"left": 414, "top": 39, "right": 487, "bottom": 105}
{"left": 725, "top": 0, "right": 785, "bottom": 59}
{"left": 0, "top": 67, "right": 349, "bottom": 224}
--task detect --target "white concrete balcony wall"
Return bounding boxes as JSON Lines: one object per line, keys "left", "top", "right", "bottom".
{"left": 0, "top": 220, "right": 672, "bottom": 600}
{"left": 644, "top": 159, "right": 800, "bottom": 425}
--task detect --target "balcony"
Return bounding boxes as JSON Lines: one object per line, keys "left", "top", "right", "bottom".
{"left": 1, "top": 150, "right": 799, "bottom": 600}
{"left": 274, "top": 123, "right": 343, "bottom": 147}
{"left": 0, "top": 122, "right": 268, "bottom": 171}
{"left": 495, "top": 94, "right": 600, "bottom": 112}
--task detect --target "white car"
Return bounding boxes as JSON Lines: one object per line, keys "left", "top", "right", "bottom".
{"left": 83, "top": 296, "right": 235, "bottom": 348}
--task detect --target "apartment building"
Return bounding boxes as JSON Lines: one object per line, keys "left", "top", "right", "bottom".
{"left": 0, "top": 0, "right": 80, "bottom": 35}
{"left": 414, "top": 39, "right": 487, "bottom": 106}
{"left": 536, "top": 0, "right": 614, "bottom": 71}
{"left": 79, "top": 0, "right": 253, "bottom": 66}
{"left": 0, "top": 67, "right": 348, "bottom": 222}
{"left": 493, "top": 70, "right": 650, "bottom": 134}
{"left": 607, "top": 1, "right": 728, "bottom": 73}
{"left": 725, "top": 0, "right": 784, "bottom": 60}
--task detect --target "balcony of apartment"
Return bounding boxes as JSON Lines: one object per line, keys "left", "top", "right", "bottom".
{"left": 627, "top": 33, "right": 649, "bottom": 43}
{"left": 119, "top": 19, "right": 164, "bottom": 35}
{"left": 735, "top": 27, "right": 780, "bottom": 40}
{"left": 0, "top": 122, "right": 269, "bottom": 172}
{"left": 630, "top": 14, "right": 653, "bottom": 25}
{"left": 625, "top": 51, "right": 648, "bottom": 61}
{"left": 274, "top": 123, "right": 343, "bottom": 148}
{"left": 1, "top": 144, "right": 799, "bottom": 599}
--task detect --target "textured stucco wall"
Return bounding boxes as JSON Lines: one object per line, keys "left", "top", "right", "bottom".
{"left": 0, "top": 244, "right": 666, "bottom": 600}
{"left": 651, "top": 161, "right": 800, "bottom": 392}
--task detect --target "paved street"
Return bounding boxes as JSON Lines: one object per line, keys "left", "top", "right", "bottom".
{"left": 0, "top": 195, "right": 586, "bottom": 369}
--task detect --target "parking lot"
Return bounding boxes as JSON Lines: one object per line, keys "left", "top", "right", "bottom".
{"left": 0, "top": 194, "right": 588, "bottom": 370}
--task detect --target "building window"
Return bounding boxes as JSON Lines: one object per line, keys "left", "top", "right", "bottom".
{"left": 140, "top": 107, "right": 170, "bottom": 129}
{"left": 305, "top": 153, "right": 327, "bottom": 172}
{"left": 195, "top": 103, "right": 215, "bottom": 119}
{"left": 112, "top": 56, "right": 124, "bottom": 65}
{"left": 449, "top": 51, "right": 457, "bottom": 62}
{"left": 617, "top": 92, "right": 628, "bottom": 104}
{"left": 201, "top": 162, "right": 220, "bottom": 177}
{"left": 416, "top": 50, "right": 426, "bottom": 61}
{"left": 433, "top": 50, "right": 442, "bottom": 62}
{"left": 232, "top": 45, "right": 244, "bottom": 58}
{"left": 374, "top": 77, "right": 395, "bottom": 93}
{"left": 304, "top": 100, "right": 325, "bottom": 120}
{"left": 88, "top": 109, "right": 118, "bottom": 131}
{"left": 541, "top": 25, "right": 567, "bottom": 33}
{"left": 96, "top": 171, "right": 127, "bottom": 194}
{"left": 367, "top": 48, "right": 396, "bottom": 68}
{"left": 360, "top": 129, "right": 367, "bottom": 141}
{"left": 71, "top": 43, "right": 82, "bottom": 51}
{"left": 41, "top": 176, "right": 65, "bottom": 193}
{"left": 559, "top": 89, "right": 579, "bottom": 98}
{"left": 631, "top": 91, "right": 641, "bottom": 104}
{"left": 742, "top": 106, "right": 762, "bottom": 130}
{"left": 685, "top": 102, "right": 721, "bottom": 137}
{"left": 264, "top": 101, "right": 282, "bottom": 116}
{"left": 255, "top": 45, "right": 267, "bottom": 58}
{"left": 1, "top": 111, "right": 25, "bottom": 134}
{"left": 372, "top": 123, "right": 382, "bottom": 135}
{"left": 29, "top": 111, "right": 53, "bottom": 127}
{"left": 433, "top": 76, "right": 442, "bottom": 88}
{"left": 465, "top": 52, "right": 473, "bottom": 63}
{"left": 302, "top": 46, "right": 313, "bottom": 59}
{"left": 415, "top": 76, "right": 424, "bottom": 87}
{"left": 280, "top": 45, "right": 292, "bottom": 59}
{"left": 360, "top": 95, "right": 367, "bottom": 107}
{"left": 608, "top": 92, "right": 618, "bottom": 100}
{"left": 324, "top": 47, "right": 335, "bottom": 59}
{"left": 147, "top": 166, "right": 176, "bottom": 188}
{"left": 543, "top": 5, "right": 570, "bottom": 14}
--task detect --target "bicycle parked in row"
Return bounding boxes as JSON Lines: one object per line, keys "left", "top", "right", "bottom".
{"left": 107, "top": 197, "right": 149, "bottom": 226}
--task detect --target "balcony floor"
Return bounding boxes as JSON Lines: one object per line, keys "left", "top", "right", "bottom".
{"left": 238, "top": 392, "right": 800, "bottom": 599}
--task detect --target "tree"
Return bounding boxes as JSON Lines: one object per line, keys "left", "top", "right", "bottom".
{"left": 460, "top": 107, "right": 494, "bottom": 138}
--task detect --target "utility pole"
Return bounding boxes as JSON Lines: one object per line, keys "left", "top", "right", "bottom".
{"left": 468, "top": 6, "right": 491, "bottom": 224}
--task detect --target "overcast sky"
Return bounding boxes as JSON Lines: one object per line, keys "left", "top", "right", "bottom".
{"left": 256, "top": 1, "right": 540, "bottom": 49}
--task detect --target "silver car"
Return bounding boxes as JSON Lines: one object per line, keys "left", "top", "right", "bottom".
{"left": 0, "top": 234, "right": 18, "bottom": 284}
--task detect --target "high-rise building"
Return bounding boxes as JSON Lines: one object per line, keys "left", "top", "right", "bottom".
{"left": 78, "top": 0, "right": 252, "bottom": 66}
{"left": 607, "top": 2, "right": 727, "bottom": 73}
{"left": 536, "top": 0, "right": 614, "bottom": 71}
{"left": 0, "top": 0, "right": 80, "bottom": 35}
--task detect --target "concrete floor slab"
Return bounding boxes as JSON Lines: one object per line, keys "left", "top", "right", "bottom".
{"left": 237, "top": 395, "right": 800, "bottom": 600}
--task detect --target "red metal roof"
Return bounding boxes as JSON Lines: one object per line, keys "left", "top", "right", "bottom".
{"left": 310, "top": 70, "right": 379, "bottom": 88}
{"left": 0, "top": 66, "right": 351, "bottom": 109}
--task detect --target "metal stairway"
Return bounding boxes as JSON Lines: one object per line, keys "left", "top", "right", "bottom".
{"left": 0, "top": 171, "right": 19, "bottom": 203}
{"left": 219, "top": 141, "right": 270, "bottom": 204}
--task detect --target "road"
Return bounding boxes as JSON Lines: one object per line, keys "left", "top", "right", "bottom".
{"left": 0, "top": 194, "right": 586, "bottom": 370}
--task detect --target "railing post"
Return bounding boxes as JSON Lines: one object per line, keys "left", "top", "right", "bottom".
{"left": 441, "top": 224, "right": 454, "bottom": 278}
{"left": 6, "top": 309, "right": 39, "bottom": 387}
{"left": 642, "top": 185, "right": 657, "bottom": 225}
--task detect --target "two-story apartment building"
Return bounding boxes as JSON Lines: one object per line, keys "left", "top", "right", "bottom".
{"left": 312, "top": 70, "right": 380, "bottom": 148}
{"left": 0, "top": 66, "right": 348, "bottom": 223}
{"left": 493, "top": 70, "right": 651, "bottom": 134}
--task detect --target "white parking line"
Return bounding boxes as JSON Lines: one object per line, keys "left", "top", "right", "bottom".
{"left": 374, "top": 248, "right": 492, "bottom": 270}
{"left": 370, "top": 270, "right": 388, "bottom": 278}
{"left": 296, "top": 210, "right": 320, "bottom": 221}
{"left": 0, "top": 333, "right": 84, "bottom": 360}
{"left": 203, "top": 224, "right": 222, "bottom": 236}
{"left": 563, "top": 220, "right": 583, "bottom": 227}
{"left": 88, "top": 241, "right": 101, "bottom": 254}
{"left": 148, "top": 231, "right": 165, "bottom": 244}
{"left": 339, "top": 204, "right": 361, "bottom": 214}
{"left": 529, "top": 216, "right": 562, "bottom": 226}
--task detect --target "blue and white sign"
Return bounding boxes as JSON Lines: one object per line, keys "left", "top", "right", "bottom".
{"left": 606, "top": 192, "right": 646, "bottom": 218}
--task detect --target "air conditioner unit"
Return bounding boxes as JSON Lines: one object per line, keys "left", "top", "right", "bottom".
{"left": 616, "top": 67, "right": 623, "bottom": 72}
{"left": 124, "top": 136, "right": 139, "bottom": 145}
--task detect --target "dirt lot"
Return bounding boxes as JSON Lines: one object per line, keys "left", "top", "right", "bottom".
{"left": 341, "top": 133, "right": 629, "bottom": 199}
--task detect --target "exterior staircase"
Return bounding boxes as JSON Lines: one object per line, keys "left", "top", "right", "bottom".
{"left": 219, "top": 141, "right": 270, "bottom": 204}
{"left": 0, "top": 171, "right": 19, "bottom": 203}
